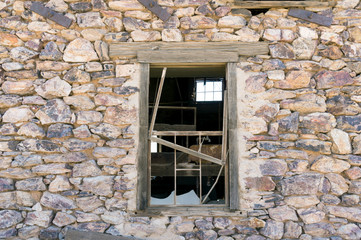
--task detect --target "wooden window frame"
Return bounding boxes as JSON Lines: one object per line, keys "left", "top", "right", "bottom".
{"left": 137, "top": 61, "right": 239, "bottom": 214}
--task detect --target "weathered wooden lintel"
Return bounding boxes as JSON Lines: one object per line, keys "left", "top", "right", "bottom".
{"left": 138, "top": 50, "right": 239, "bottom": 63}
{"left": 29, "top": 2, "right": 73, "bottom": 28}
{"left": 288, "top": 8, "right": 333, "bottom": 27}
{"left": 109, "top": 42, "right": 269, "bottom": 59}
{"left": 232, "top": 0, "right": 335, "bottom": 9}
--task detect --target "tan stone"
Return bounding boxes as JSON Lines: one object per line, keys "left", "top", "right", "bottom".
{"left": 330, "top": 129, "right": 352, "bottom": 154}
{"left": 285, "top": 195, "right": 320, "bottom": 208}
{"left": 162, "top": 29, "right": 183, "bottom": 42}
{"left": 218, "top": 16, "right": 246, "bottom": 28}
{"left": 268, "top": 205, "right": 298, "bottom": 221}
{"left": 293, "top": 37, "right": 317, "bottom": 59}
{"left": 53, "top": 212, "right": 76, "bottom": 227}
{"left": 63, "top": 38, "right": 99, "bottom": 62}
{"left": 3, "top": 106, "right": 34, "bottom": 123}
{"left": 131, "top": 30, "right": 161, "bottom": 42}
{"left": 108, "top": 0, "right": 145, "bottom": 11}
{"left": 81, "top": 29, "right": 107, "bottom": 41}
{"left": 28, "top": 21, "right": 51, "bottom": 32}
{"left": 349, "top": 26, "right": 361, "bottom": 43}
{"left": 64, "top": 95, "right": 95, "bottom": 110}
{"left": 274, "top": 71, "right": 312, "bottom": 89}
{"left": 298, "top": 207, "right": 325, "bottom": 224}
{"left": 45, "top": 0, "right": 68, "bottom": 12}
{"left": 77, "top": 12, "right": 105, "bottom": 28}
{"left": 0, "top": 32, "right": 23, "bottom": 46}
{"left": 235, "top": 27, "right": 260, "bottom": 42}
{"left": 211, "top": 32, "right": 241, "bottom": 41}
{"left": 35, "top": 77, "right": 72, "bottom": 99}
{"left": 311, "top": 156, "right": 350, "bottom": 173}
{"left": 280, "top": 94, "right": 326, "bottom": 113}
{"left": 124, "top": 10, "right": 152, "bottom": 20}
{"left": 326, "top": 173, "right": 349, "bottom": 195}
{"left": 2, "top": 80, "right": 34, "bottom": 95}
{"left": 49, "top": 175, "right": 72, "bottom": 192}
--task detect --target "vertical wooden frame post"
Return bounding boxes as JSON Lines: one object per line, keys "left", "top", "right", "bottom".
{"left": 137, "top": 63, "right": 150, "bottom": 210}
{"left": 227, "top": 63, "right": 239, "bottom": 210}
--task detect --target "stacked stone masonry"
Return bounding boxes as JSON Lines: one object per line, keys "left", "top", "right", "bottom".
{"left": 3, "top": 0, "right": 361, "bottom": 239}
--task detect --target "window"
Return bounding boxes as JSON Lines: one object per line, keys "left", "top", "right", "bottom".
{"left": 149, "top": 67, "right": 226, "bottom": 206}
{"left": 196, "top": 78, "right": 223, "bottom": 102}
{"left": 137, "top": 62, "right": 239, "bottom": 212}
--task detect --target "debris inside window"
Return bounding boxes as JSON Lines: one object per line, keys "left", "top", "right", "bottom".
{"left": 148, "top": 66, "right": 227, "bottom": 206}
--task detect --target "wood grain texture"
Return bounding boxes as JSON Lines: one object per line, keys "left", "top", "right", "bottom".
{"left": 233, "top": 0, "right": 335, "bottom": 8}
{"left": 288, "top": 8, "right": 333, "bottom": 27}
{"left": 150, "top": 137, "right": 224, "bottom": 165}
{"left": 137, "top": 63, "right": 150, "bottom": 211}
{"left": 138, "top": 50, "right": 239, "bottom": 63}
{"left": 137, "top": 0, "right": 172, "bottom": 21}
{"left": 227, "top": 63, "right": 240, "bottom": 211}
{"left": 29, "top": 2, "right": 72, "bottom": 28}
{"left": 109, "top": 42, "right": 269, "bottom": 58}
{"left": 65, "top": 229, "right": 136, "bottom": 240}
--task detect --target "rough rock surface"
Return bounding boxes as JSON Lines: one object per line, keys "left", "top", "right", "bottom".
{"left": 0, "top": 1, "right": 360, "bottom": 240}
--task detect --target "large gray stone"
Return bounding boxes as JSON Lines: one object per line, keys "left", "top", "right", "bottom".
{"left": 311, "top": 155, "right": 350, "bottom": 173}
{"left": 35, "top": 99, "right": 72, "bottom": 124}
{"left": 35, "top": 76, "right": 71, "bottom": 99}
{"left": 16, "top": 177, "right": 46, "bottom": 191}
{"left": 260, "top": 220, "right": 284, "bottom": 239}
{"left": 280, "top": 173, "right": 321, "bottom": 196}
{"left": 40, "top": 192, "right": 76, "bottom": 210}
{"left": 0, "top": 210, "right": 22, "bottom": 229}
{"left": 79, "top": 176, "right": 114, "bottom": 196}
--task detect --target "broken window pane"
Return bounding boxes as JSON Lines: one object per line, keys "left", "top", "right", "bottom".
{"left": 149, "top": 67, "right": 226, "bottom": 206}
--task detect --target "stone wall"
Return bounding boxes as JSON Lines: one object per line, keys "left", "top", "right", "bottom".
{"left": 1, "top": 0, "right": 361, "bottom": 239}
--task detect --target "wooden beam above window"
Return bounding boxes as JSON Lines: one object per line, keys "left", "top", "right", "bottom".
{"left": 109, "top": 42, "right": 269, "bottom": 59}
{"left": 232, "top": 0, "right": 336, "bottom": 9}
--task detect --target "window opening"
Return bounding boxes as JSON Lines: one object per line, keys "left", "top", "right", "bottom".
{"left": 196, "top": 78, "right": 223, "bottom": 102}
{"left": 148, "top": 67, "right": 228, "bottom": 206}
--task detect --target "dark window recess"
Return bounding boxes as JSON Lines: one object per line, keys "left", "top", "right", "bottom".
{"left": 148, "top": 67, "right": 227, "bottom": 206}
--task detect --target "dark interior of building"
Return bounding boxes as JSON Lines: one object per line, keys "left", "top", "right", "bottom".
{"left": 149, "top": 66, "right": 227, "bottom": 205}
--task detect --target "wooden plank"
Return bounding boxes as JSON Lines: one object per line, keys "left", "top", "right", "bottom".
{"left": 149, "top": 67, "right": 167, "bottom": 135}
{"left": 137, "top": 0, "right": 171, "bottom": 22}
{"left": 109, "top": 42, "right": 269, "bottom": 58}
{"left": 65, "top": 229, "right": 135, "bottom": 240}
{"left": 288, "top": 8, "right": 333, "bottom": 27}
{"left": 29, "top": 2, "right": 72, "bottom": 28}
{"left": 227, "top": 62, "right": 239, "bottom": 211}
{"left": 139, "top": 207, "right": 244, "bottom": 216}
{"left": 154, "top": 124, "right": 196, "bottom": 131}
{"left": 233, "top": 0, "right": 334, "bottom": 9}
{"left": 151, "top": 163, "right": 224, "bottom": 176}
{"left": 137, "top": 63, "right": 150, "bottom": 211}
{"left": 152, "top": 131, "right": 222, "bottom": 136}
{"left": 138, "top": 50, "right": 239, "bottom": 63}
{"left": 150, "top": 137, "right": 224, "bottom": 165}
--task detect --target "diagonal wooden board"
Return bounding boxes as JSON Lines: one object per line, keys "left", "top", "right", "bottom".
{"left": 137, "top": 0, "right": 171, "bottom": 22}
{"left": 288, "top": 8, "right": 333, "bottom": 27}
{"left": 150, "top": 137, "right": 224, "bottom": 165}
{"left": 29, "top": 2, "right": 73, "bottom": 28}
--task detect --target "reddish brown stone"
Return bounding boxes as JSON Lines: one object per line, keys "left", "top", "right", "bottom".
{"left": 319, "top": 46, "right": 343, "bottom": 60}
{"left": 345, "top": 167, "right": 361, "bottom": 180}
{"left": 245, "top": 176, "right": 276, "bottom": 191}
{"left": 270, "top": 43, "right": 295, "bottom": 59}
{"left": 314, "top": 70, "right": 353, "bottom": 89}
{"left": 0, "top": 32, "right": 23, "bottom": 46}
